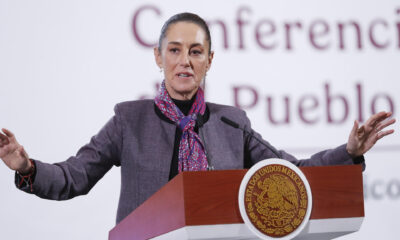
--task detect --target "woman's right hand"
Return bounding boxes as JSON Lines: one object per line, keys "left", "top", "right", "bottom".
{"left": 0, "top": 128, "right": 31, "bottom": 174}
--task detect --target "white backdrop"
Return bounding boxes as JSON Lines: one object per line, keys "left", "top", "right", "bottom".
{"left": 0, "top": 0, "right": 399, "bottom": 239}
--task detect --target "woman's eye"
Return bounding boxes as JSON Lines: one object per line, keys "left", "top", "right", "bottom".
{"left": 191, "top": 50, "right": 202, "bottom": 55}
{"left": 170, "top": 48, "right": 179, "bottom": 53}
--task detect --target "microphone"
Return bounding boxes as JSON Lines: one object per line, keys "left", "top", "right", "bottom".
{"left": 220, "top": 116, "right": 282, "bottom": 159}
{"left": 220, "top": 116, "right": 239, "bottom": 128}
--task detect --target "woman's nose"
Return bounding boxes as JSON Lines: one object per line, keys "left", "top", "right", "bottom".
{"left": 178, "top": 53, "right": 190, "bottom": 67}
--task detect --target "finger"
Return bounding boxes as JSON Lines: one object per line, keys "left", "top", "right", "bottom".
{"left": 377, "top": 111, "right": 393, "bottom": 122}
{"left": 377, "top": 129, "right": 395, "bottom": 140}
{"left": 357, "top": 125, "right": 365, "bottom": 138}
{"left": 2, "top": 128, "right": 15, "bottom": 138}
{"left": 365, "top": 111, "right": 389, "bottom": 127}
{"left": 385, "top": 112, "right": 393, "bottom": 118}
{"left": 376, "top": 118, "right": 396, "bottom": 132}
{"left": 375, "top": 112, "right": 394, "bottom": 125}
{"left": 0, "top": 133, "right": 9, "bottom": 145}
{"left": 1, "top": 138, "right": 10, "bottom": 145}
{"left": 0, "top": 131, "right": 8, "bottom": 141}
{"left": 364, "top": 112, "right": 392, "bottom": 135}
{"left": 351, "top": 120, "right": 359, "bottom": 135}
{"left": 351, "top": 120, "right": 358, "bottom": 133}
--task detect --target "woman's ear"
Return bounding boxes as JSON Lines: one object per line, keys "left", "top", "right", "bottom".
{"left": 206, "top": 51, "right": 214, "bottom": 71}
{"left": 154, "top": 47, "right": 163, "bottom": 68}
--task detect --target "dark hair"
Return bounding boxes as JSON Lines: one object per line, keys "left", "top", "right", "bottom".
{"left": 158, "top": 12, "right": 212, "bottom": 55}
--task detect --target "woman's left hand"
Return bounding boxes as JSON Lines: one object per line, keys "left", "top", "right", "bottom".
{"left": 346, "top": 111, "right": 396, "bottom": 157}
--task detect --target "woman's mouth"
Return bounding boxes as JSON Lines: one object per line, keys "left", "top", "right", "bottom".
{"left": 177, "top": 72, "right": 194, "bottom": 78}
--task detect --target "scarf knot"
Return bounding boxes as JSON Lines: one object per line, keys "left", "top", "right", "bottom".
{"left": 178, "top": 114, "right": 197, "bottom": 131}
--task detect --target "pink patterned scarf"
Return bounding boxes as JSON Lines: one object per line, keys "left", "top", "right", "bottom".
{"left": 154, "top": 80, "right": 208, "bottom": 172}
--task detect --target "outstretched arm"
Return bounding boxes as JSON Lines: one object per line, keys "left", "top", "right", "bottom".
{"left": 0, "top": 105, "right": 123, "bottom": 200}
{"left": 242, "top": 111, "right": 395, "bottom": 169}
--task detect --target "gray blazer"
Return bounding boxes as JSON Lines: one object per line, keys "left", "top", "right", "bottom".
{"left": 18, "top": 100, "right": 362, "bottom": 224}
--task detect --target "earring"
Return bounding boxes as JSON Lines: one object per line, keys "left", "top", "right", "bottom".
{"left": 159, "top": 68, "right": 164, "bottom": 79}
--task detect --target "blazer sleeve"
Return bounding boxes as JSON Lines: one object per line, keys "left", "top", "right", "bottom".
{"left": 16, "top": 105, "right": 123, "bottom": 200}
{"left": 242, "top": 112, "right": 366, "bottom": 171}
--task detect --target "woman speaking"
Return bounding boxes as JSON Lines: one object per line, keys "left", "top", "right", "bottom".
{"left": 0, "top": 13, "right": 396, "bottom": 224}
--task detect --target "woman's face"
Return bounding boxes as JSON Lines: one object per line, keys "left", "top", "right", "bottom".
{"left": 154, "top": 21, "right": 214, "bottom": 100}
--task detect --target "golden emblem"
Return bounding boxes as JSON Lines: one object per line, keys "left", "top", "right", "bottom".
{"left": 244, "top": 164, "right": 308, "bottom": 238}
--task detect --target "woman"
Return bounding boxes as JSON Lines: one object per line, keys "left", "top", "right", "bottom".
{"left": 0, "top": 13, "right": 396, "bottom": 224}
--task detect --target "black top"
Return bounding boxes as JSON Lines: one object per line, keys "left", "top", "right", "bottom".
{"left": 172, "top": 98, "right": 195, "bottom": 116}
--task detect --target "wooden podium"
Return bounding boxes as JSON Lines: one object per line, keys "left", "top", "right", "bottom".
{"left": 109, "top": 165, "right": 364, "bottom": 240}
